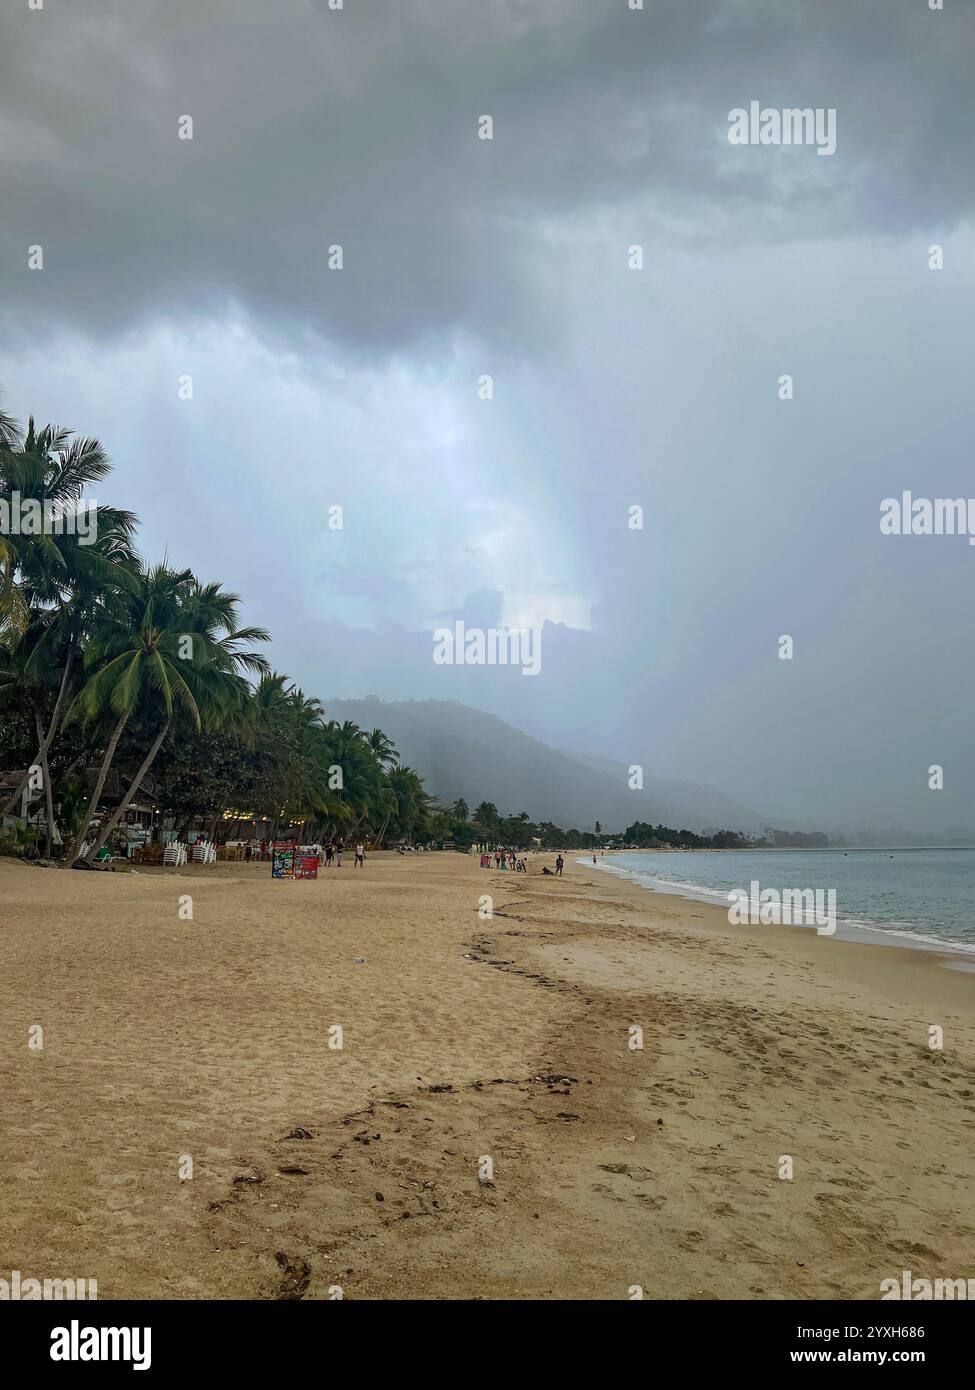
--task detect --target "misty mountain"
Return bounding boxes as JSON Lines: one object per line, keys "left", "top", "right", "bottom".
{"left": 325, "top": 698, "right": 769, "bottom": 833}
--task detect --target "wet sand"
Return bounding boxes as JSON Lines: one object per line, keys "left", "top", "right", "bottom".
{"left": 1, "top": 850, "right": 972, "bottom": 1299}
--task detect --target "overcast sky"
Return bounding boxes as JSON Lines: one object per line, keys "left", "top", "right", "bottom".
{"left": 2, "top": 0, "right": 973, "bottom": 832}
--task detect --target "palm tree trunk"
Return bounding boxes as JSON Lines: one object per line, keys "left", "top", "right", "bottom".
{"left": 34, "top": 710, "right": 56, "bottom": 858}
{"left": 64, "top": 711, "right": 130, "bottom": 865}
{"left": 42, "top": 754, "right": 55, "bottom": 856}
{"left": 2, "top": 647, "right": 76, "bottom": 817}
{"left": 84, "top": 720, "right": 171, "bottom": 861}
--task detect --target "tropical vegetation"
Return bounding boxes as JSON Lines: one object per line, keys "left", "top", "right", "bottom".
{"left": 1, "top": 395, "right": 823, "bottom": 866}
{"left": 0, "top": 397, "right": 436, "bottom": 863}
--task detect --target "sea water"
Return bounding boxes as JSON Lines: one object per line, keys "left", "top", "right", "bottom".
{"left": 587, "top": 848, "right": 975, "bottom": 957}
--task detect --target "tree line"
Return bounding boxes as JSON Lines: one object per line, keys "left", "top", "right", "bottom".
{"left": 0, "top": 400, "right": 431, "bottom": 863}
{"left": 0, "top": 395, "right": 829, "bottom": 866}
{"left": 621, "top": 822, "right": 829, "bottom": 849}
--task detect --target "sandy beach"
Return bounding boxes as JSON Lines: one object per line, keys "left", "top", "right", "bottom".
{"left": 1, "top": 850, "right": 973, "bottom": 1301}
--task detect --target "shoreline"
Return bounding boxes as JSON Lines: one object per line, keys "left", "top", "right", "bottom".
{"left": 584, "top": 850, "right": 975, "bottom": 966}
{"left": 2, "top": 850, "right": 973, "bottom": 1299}
{"left": 570, "top": 855, "right": 975, "bottom": 1006}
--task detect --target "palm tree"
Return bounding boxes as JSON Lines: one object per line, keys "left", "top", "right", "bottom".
{"left": 63, "top": 565, "right": 268, "bottom": 864}
{"left": 0, "top": 397, "right": 432, "bottom": 864}
{"left": 366, "top": 727, "right": 398, "bottom": 770}
{"left": 0, "top": 623, "right": 69, "bottom": 854}
{"left": 0, "top": 414, "right": 138, "bottom": 818}
{"left": 371, "top": 779, "right": 399, "bottom": 846}
{"left": 472, "top": 801, "right": 500, "bottom": 837}
{"left": 387, "top": 765, "right": 430, "bottom": 844}
{"left": 0, "top": 399, "right": 18, "bottom": 449}
{"left": 277, "top": 688, "right": 332, "bottom": 835}
{"left": 0, "top": 399, "right": 22, "bottom": 620}
{"left": 88, "top": 579, "right": 269, "bottom": 858}
{"left": 246, "top": 671, "right": 294, "bottom": 737}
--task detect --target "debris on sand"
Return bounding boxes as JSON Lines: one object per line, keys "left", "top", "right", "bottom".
{"left": 232, "top": 1170, "right": 264, "bottom": 1185}
{"left": 274, "top": 1252, "right": 311, "bottom": 1300}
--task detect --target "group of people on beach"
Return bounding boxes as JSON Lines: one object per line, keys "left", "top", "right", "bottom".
{"left": 480, "top": 849, "right": 529, "bottom": 872}
{"left": 478, "top": 849, "right": 569, "bottom": 877}
{"left": 320, "top": 840, "right": 366, "bottom": 868}
{"left": 239, "top": 839, "right": 367, "bottom": 868}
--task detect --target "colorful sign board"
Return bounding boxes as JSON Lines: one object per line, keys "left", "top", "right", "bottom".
{"left": 271, "top": 842, "right": 297, "bottom": 879}
{"left": 272, "top": 843, "right": 319, "bottom": 880}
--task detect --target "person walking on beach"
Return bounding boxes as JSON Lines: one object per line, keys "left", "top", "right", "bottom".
{"left": 335, "top": 840, "right": 343, "bottom": 867}
{"left": 324, "top": 841, "right": 334, "bottom": 867}
{"left": 354, "top": 842, "right": 365, "bottom": 869}
{"left": 555, "top": 854, "right": 564, "bottom": 877}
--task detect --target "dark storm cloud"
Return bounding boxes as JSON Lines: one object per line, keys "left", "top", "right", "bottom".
{"left": 2, "top": 0, "right": 973, "bottom": 835}
{"left": 2, "top": 0, "right": 972, "bottom": 352}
